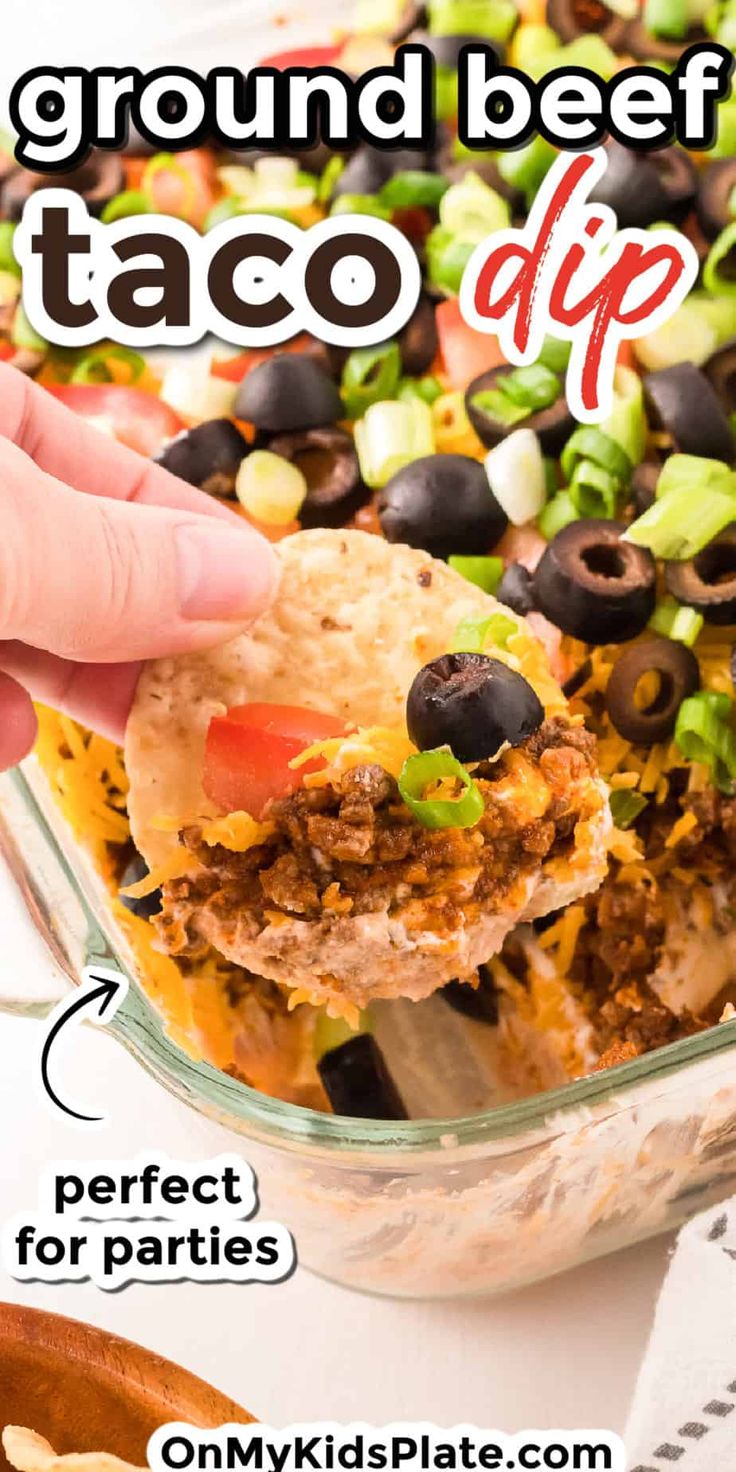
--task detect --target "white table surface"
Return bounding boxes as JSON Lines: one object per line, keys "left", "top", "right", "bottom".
{"left": 0, "top": 856, "right": 673, "bottom": 1433}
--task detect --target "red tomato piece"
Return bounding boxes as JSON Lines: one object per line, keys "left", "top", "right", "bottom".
{"left": 203, "top": 703, "right": 348, "bottom": 818}
{"left": 435, "top": 298, "right": 508, "bottom": 390}
{"left": 44, "top": 384, "right": 184, "bottom": 456}
{"left": 258, "top": 44, "right": 343, "bottom": 68}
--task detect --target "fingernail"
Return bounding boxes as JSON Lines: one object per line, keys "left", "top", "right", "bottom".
{"left": 176, "top": 523, "right": 279, "bottom": 622}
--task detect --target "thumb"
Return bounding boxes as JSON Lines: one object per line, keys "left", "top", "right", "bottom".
{"left": 0, "top": 437, "right": 279, "bottom": 662}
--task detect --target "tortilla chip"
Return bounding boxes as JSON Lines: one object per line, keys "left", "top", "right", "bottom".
{"left": 126, "top": 530, "right": 608, "bottom": 1007}
{"left": 2, "top": 1427, "right": 145, "bottom": 1472}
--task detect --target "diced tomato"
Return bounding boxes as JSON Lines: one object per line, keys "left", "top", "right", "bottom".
{"left": 496, "top": 523, "right": 547, "bottom": 573}
{"left": 0, "top": 342, "right": 15, "bottom": 361}
{"left": 258, "top": 44, "right": 343, "bottom": 69}
{"left": 527, "top": 611, "right": 575, "bottom": 685}
{"left": 436, "top": 298, "right": 508, "bottom": 390}
{"left": 203, "top": 703, "right": 348, "bottom": 818}
{"left": 44, "top": 384, "right": 184, "bottom": 456}
{"left": 211, "top": 334, "right": 319, "bottom": 383}
{"left": 392, "top": 207, "right": 433, "bottom": 247}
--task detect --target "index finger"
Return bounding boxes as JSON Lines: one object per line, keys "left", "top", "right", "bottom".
{"left": 0, "top": 362, "right": 239, "bottom": 521}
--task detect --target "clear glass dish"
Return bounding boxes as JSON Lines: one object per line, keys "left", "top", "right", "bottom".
{"left": 4, "top": 756, "right": 736, "bottom": 1300}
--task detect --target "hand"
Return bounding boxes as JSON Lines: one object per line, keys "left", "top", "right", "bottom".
{"left": 0, "top": 364, "right": 278, "bottom": 770}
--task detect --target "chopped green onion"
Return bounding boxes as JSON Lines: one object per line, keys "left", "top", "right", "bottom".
{"left": 0, "top": 222, "right": 20, "bottom": 277}
{"left": 101, "top": 189, "right": 151, "bottom": 224}
{"left": 648, "top": 596, "right": 704, "bottom": 647}
{"left": 633, "top": 301, "right": 718, "bottom": 370}
{"left": 341, "top": 341, "right": 401, "bottom": 420}
{"left": 439, "top": 172, "right": 510, "bottom": 239}
{"left": 428, "top": 0, "right": 518, "bottom": 41}
{"left": 561, "top": 426, "right": 632, "bottom": 487}
{"left": 568, "top": 459, "right": 620, "bottom": 518}
{"left": 398, "top": 749, "right": 485, "bottom": 829}
{"left": 330, "top": 193, "right": 391, "bottom": 220}
{"left": 397, "top": 375, "right": 444, "bottom": 406}
{"left": 543, "top": 457, "right": 559, "bottom": 499}
{"left": 435, "top": 64, "right": 459, "bottom": 122}
{"left": 624, "top": 485, "right": 736, "bottom": 559}
{"left": 597, "top": 366, "right": 647, "bottom": 468}
{"left": 644, "top": 0, "right": 689, "bottom": 37}
{"left": 447, "top": 555, "right": 504, "bottom": 595}
{"left": 609, "top": 789, "right": 648, "bottom": 829}
{"left": 537, "top": 336, "right": 571, "bottom": 374}
{"left": 70, "top": 345, "right": 146, "bottom": 385}
{"left": 496, "top": 135, "right": 557, "bottom": 205}
{"left": 203, "top": 197, "right": 250, "bottom": 230}
{"left": 354, "top": 398, "right": 434, "bottom": 488}
{"left": 703, "top": 221, "right": 736, "bottom": 297}
{"left": 495, "top": 363, "right": 560, "bottom": 411}
{"left": 235, "top": 450, "right": 307, "bottom": 525}
{"left": 451, "top": 611, "right": 518, "bottom": 652}
{"left": 539, "top": 489, "right": 579, "bottom": 540}
{"left": 707, "top": 97, "right": 736, "bottom": 158}
{"left": 470, "top": 387, "right": 530, "bottom": 428}
{"left": 426, "top": 226, "right": 476, "bottom": 295}
{"left": 318, "top": 155, "right": 345, "bottom": 203}
{"left": 11, "top": 302, "right": 47, "bottom": 352}
{"left": 675, "top": 691, "right": 736, "bottom": 794}
{"left": 511, "top": 24, "right": 560, "bottom": 72}
{"left": 0, "top": 271, "right": 20, "bottom": 310}
{"left": 655, "top": 453, "right": 736, "bottom": 500}
{"left": 485, "top": 428, "right": 546, "bottom": 525}
{"left": 529, "top": 33, "right": 617, "bottom": 79}
{"left": 380, "top": 171, "right": 449, "bottom": 209}
{"left": 685, "top": 291, "right": 736, "bottom": 345}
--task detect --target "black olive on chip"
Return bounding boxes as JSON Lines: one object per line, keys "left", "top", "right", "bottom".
{"left": 1, "top": 153, "right": 125, "bottom": 222}
{"left": 643, "top": 363, "right": 736, "bottom": 464}
{"left": 696, "top": 160, "right": 736, "bottom": 242}
{"left": 604, "top": 636, "right": 700, "bottom": 744}
{"left": 398, "top": 294, "right": 439, "bottom": 377}
{"left": 629, "top": 461, "right": 661, "bottom": 518}
{"left": 443, "top": 964, "right": 499, "bottom": 1024}
{"left": 465, "top": 366, "right": 574, "bottom": 456}
{"left": 377, "top": 453, "right": 507, "bottom": 557}
{"left": 496, "top": 561, "right": 536, "bottom": 616}
{"left": 156, "top": 419, "right": 249, "bottom": 498}
{"left": 318, "top": 1034, "right": 408, "bottom": 1120}
{"left": 119, "top": 854, "right": 162, "bottom": 921}
{"left": 406, "top": 652, "right": 544, "bottom": 762}
{"left": 702, "top": 339, "right": 736, "bottom": 419}
{"left": 265, "top": 426, "right": 368, "bottom": 527}
{"left": 546, "top": 0, "right": 628, "bottom": 48}
{"left": 588, "top": 142, "right": 696, "bottom": 230}
{"left": 533, "top": 520, "right": 657, "bottom": 644}
{"left": 234, "top": 355, "right": 343, "bottom": 433}
{"left": 665, "top": 526, "right": 736, "bottom": 625}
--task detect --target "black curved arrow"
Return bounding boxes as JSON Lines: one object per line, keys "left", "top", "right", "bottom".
{"left": 40, "top": 970, "right": 126, "bottom": 1123}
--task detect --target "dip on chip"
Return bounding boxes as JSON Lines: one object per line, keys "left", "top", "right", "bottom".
{"left": 125, "top": 530, "right": 609, "bottom": 1012}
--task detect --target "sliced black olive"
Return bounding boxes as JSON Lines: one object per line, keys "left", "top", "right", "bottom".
{"left": 562, "top": 659, "right": 593, "bottom": 699}
{"left": 317, "top": 1034, "right": 408, "bottom": 1120}
{"left": 332, "top": 143, "right": 431, "bottom": 198}
{"left": 588, "top": 142, "right": 696, "bottom": 229}
{"left": 624, "top": 15, "right": 707, "bottom": 61}
{"left": 643, "top": 363, "right": 736, "bottom": 464}
{"left": 1, "top": 153, "right": 125, "bottom": 222}
{"left": 156, "top": 419, "right": 249, "bottom": 498}
{"left": 265, "top": 426, "right": 368, "bottom": 528}
{"left": 605, "top": 635, "right": 700, "bottom": 744}
{"left": 696, "top": 160, "right": 736, "bottom": 242}
{"left": 546, "top": 0, "right": 628, "bottom": 48}
{"left": 377, "top": 453, "right": 507, "bottom": 557}
{"left": 665, "top": 526, "right": 736, "bottom": 625}
{"left": 406, "top": 651, "right": 544, "bottom": 762}
{"left": 415, "top": 31, "right": 504, "bottom": 66}
{"left": 629, "top": 461, "right": 661, "bottom": 517}
{"left": 533, "top": 520, "right": 656, "bottom": 644}
{"left": 496, "top": 561, "right": 536, "bottom": 616}
{"left": 443, "top": 964, "right": 499, "bottom": 1024}
{"left": 119, "top": 854, "right": 162, "bottom": 921}
{"left": 703, "top": 339, "right": 736, "bottom": 419}
{"left": 465, "top": 366, "right": 574, "bottom": 456}
{"left": 397, "top": 293, "right": 439, "bottom": 377}
{"left": 234, "top": 354, "right": 342, "bottom": 433}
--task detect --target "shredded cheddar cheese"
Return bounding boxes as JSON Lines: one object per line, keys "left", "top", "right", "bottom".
{"left": 200, "top": 812, "right": 275, "bottom": 851}
{"left": 291, "top": 725, "right": 417, "bottom": 784}
{"left": 120, "top": 845, "right": 196, "bottom": 898}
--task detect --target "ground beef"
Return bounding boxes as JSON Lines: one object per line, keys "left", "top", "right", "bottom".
{"left": 159, "top": 718, "right": 600, "bottom": 955}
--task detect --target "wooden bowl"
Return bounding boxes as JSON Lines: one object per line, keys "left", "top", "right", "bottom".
{"left": 0, "top": 1303, "right": 253, "bottom": 1468}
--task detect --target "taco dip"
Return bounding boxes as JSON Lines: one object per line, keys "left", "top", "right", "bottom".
{"left": 5, "top": 0, "right": 736, "bottom": 1297}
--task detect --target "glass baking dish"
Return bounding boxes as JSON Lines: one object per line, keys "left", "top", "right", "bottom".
{"left": 3, "top": 755, "right": 736, "bottom": 1300}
